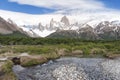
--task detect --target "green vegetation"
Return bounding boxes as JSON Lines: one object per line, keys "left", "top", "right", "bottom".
{"left": 1, "top": 61, "right": 13, "bottom": 73}
{"left": 20, "top": 56, "right": 48, "bottom": 67}
{"left": 0, "top": 60, "right": 17, "bottom": 80}
{"left": 0, "top": 37, "right": 120, "bottom": 58}
{"left": 0, "top": 31, "right": 28, "bottom": 38}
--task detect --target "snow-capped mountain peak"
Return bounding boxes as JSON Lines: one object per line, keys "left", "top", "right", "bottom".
{"left": 19, "top": 15, "right": 120, "bottom": 37}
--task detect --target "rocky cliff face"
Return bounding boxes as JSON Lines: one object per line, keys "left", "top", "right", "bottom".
{"left": 60, "top": 16, "right": 70, "bottom": 27}
{"left": 79, "top": 24, "right": 99, "bottom": 40}
{"left": 47, "top": 19, "right": 120, "bottom": 40}
{"left": 95, "top": 21, "right": 120, "bottom": 40}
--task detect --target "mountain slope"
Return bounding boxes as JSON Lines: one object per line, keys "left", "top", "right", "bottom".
{"left": 47, "top": 20, "right": 120, "bottom": 40}
{"left": 0, "top": 17, "right": 30, "bottom": 37}
{"left": 47, "top": 30, "right": 79, "bottom": 38}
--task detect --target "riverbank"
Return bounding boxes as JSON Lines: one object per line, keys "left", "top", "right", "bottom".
{"left": 0, "top": 54, "right": 120, "bottom": 80}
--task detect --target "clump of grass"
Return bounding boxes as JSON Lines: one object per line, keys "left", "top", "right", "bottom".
{"left": 0, "top": 60, "right": 17, "bottom": 80}
{"left": 0, "top": 46, "right": 13, "bottom": 54}
{"left": 42, "top": 52, "right": 60, "bottom": 60}
{"left": 21, "top": 59, "right": 46, "bottom": 67}
{"left": 1, "top": 60, "right": 13, "bottom": 73}
{"left": 89, "top": 48, "right": 106, "bottom": 57}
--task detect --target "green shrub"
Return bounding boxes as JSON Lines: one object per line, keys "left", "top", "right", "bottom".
{"left": 1, "top": 60, "right": 13, "bottom": 73}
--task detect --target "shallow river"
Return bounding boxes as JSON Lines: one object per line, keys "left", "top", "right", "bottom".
{"left": 13, "top": 57, "right": 120, "bottom": 80}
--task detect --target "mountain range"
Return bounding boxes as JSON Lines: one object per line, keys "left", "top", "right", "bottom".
{"left": 0, "top": 15, "right": 120, "bottom": 40}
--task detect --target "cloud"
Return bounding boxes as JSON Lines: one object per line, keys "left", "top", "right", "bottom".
{"left": 1, "top": 0, "right": 120, "bottom": 26}
{"left": 9, "top": 0, "right": 120, "bottom": 15}
{"left": 1, "top": 9, "right": 120, "bottom": 26}
{"left": 9, "top": 0, "right": 105, "bottom": 10}
{"left": 0, "top": 9, "right": 64, "bottom": 25}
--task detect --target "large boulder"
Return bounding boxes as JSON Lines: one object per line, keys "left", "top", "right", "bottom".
{"left": 20, "top": 55, "right": 47, "bottom": 67}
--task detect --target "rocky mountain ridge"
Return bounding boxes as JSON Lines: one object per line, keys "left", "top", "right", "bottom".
{"left": 21, "top": 16, "right": 120, "bottom": 40}
{"left": 1, "top": 15, "right": 120, "bottom": 40}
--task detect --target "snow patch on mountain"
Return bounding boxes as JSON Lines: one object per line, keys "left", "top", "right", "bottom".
{"left": 32, "top": 29, "right": 55, "bottom": 37}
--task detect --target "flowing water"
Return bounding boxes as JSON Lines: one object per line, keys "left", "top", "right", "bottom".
{"left": 13, "top": 57, "right": 120, "bottom": 80}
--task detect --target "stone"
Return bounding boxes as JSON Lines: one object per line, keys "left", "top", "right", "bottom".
{"left": 72, "top": 50, "right": 83, "bottom": 55}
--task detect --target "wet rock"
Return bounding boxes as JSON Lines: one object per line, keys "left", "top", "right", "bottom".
{"left": 12, "top": 65, "right": 25, "bottom": 72}
{"left": 12, "top": 57, "right": 20, "bottom": 65}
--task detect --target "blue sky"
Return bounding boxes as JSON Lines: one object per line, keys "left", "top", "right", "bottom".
{"left": 0, "top": 0, "right": 120, "bottom": 14}
{"left": 0, "top": 0, "right": 55, "bottom": 14}
{"left": 100, "top": 0, "right": 120, "bottom": 10}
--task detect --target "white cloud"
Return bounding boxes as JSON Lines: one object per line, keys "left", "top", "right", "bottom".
{"left": 1, "top": 9, "right": 120, "bottom": 26}
{"left": 8, "top": 0, "right": 120, "bottom": 15}
{"left": 0, "top": 10, "right": 64, "bottom": 25}
{"left": 9, "top": 0, "right": 105, "bottom": 10}
{"left": 1, "top": 0, "right": 120, "bottom": 26}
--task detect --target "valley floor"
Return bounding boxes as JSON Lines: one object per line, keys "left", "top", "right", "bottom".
{"left": 0, "top": 40, "right": 120, "bottom": 80}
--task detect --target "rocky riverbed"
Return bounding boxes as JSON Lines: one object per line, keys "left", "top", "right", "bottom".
{"left": 13, "top": 57, "right": 120, "bottom": 80}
